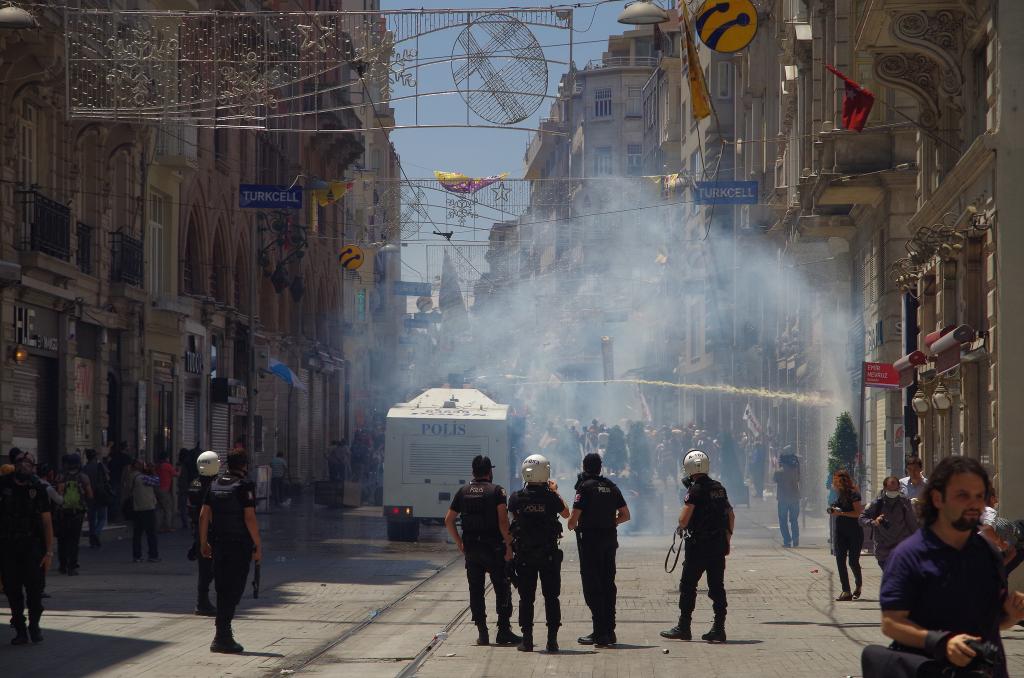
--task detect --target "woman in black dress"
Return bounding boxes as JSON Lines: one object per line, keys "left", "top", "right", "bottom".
{"left": 828, "top": 469, "right": 864, "bottom": 601}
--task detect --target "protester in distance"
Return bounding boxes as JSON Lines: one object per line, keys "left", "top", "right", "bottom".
{"left": 900, "top": 456, "right": 928, "bottom": 501}
{"left": 568, "top": 452, "right": 630, "bottom": 648}
{"left": 508, "top": 454, "right": 570, "bottom": 653}
{"left": 661, "top": 449, "right": 734, "bottom": 644}
{"left": 189, "top": 451, "right": 221, "bottom": 617}
{"left": 863, "top": 456, "right": 1024, "bottom": 678}
{"left": 107, "top": 441, "right": 133, "bottom": 522}
{"left": 444, "top": 455, "right": 521, "bottom": 647}
{"left": 828, "top": 469, "right": 864, "bottom": 601}
{"left": 55, "top": 453, "right": 92, "bottom": 576}
{"left": 859, "top": 476, "right": 917, "bottom": 572}
{"left": 200, "top": 450, "right": 262, "bottom": 653}
{"left": 773, "top": 449, "right": 801, "bottom": 548}
{"left": 270, "top": 451, "right": 288, "bottom": 507}
{"left": 0, "top": 450, "right": 53, "bottom": 645}
{"left": 154, "top": 452, "right": 178, "bottom": 533}
{"left": 126, "top": 459, "right": 161, "bottom": 563}
{"left": 82, "top": 448, "right": 112, "bottom": 548}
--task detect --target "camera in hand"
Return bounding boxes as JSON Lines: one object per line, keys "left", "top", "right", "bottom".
{"left": 827, "top": 504, "right": 841, "bottom": 514}
{"left": 962, "top": 638, "right": 1000, "bottom": 677}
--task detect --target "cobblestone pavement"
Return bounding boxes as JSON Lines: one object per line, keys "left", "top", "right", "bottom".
{"left": 2, "top": 493, "right": 1022, "bottom": 677}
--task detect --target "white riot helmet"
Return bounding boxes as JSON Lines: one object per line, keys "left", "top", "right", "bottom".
{"left": 521, "top": 454, "right": 551, "bottom": 484}
{"left": 197, "top": 451, "right": 221, "bottom": 477}
{"left": 682, "top": 449, "right": 710, "bottom": 479}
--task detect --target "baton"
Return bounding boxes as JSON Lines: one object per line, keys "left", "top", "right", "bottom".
{"left": 253, "top": 560, "right": 261, "bottom": 599}
{"left": 664, "top": 528, "right": 685, "bottom": 574}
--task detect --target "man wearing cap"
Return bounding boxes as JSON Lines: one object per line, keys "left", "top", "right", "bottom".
{"left": 0, "top": 450, "right": 54, "bottom": 644}
{"left": 445, "top": 455, "right": 521, "bottom": 647}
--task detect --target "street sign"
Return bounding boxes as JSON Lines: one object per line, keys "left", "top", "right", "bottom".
{"left": 338, "top": 245, "right": 364, "bottom": 270}
{"left": 694, "top": 180, "right": 758, "bottom": 205}
{"left": 239, "top": 184, "right": 302, "bottom": 209}
{"left": 696, "top": 0, "right": 758, "bottom": 54}
{"left": 864, "top": 362, "right": 900, "bottom": 389}
{"left": 393, "top": 280, "right": 432, "bottom": 297}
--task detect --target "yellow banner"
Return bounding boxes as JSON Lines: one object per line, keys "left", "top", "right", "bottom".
{"left": 682, "top": 3, "right": 711, "bottom": 121}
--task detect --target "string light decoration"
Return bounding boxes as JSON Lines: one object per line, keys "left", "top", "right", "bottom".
{"left": 65, "top": 8, "right": 572, "bottom": 131}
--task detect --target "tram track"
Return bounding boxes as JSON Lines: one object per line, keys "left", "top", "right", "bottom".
{"left": 274, "top": 553, "right": 481, "bottom": 676}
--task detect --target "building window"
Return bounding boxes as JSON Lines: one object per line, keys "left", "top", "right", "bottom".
{"left": 17, "top": 101, "right": 37, "bottom": 187}
{"left": 149, "top": 191, "right": 168, "bottom": 296}
{"left": 356, "top": 288, "right": 367, "bottom": 321}
{"left": 114, "top": 150, "right": 135, "bottom": 232}
{"left": 594, "top": 87, "right": 612, "bottom": 119}
{"left": 627, "top": 144, "right": 643, "bottom": 176}
{"left": 626, "top": 86, "right": 642, "bottom": 117}
{"left": 717, "top": 62, "right": 732, "bottom": 99}
{"left": 594, "top": 147, "right": 613, "bottom": 175}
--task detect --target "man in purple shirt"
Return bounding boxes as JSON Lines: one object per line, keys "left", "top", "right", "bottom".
{"left": 876, "top": 457, "right": 1024, "bottom": 678}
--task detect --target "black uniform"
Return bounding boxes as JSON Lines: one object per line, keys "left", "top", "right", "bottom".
{"left": 677, "top": 475, "right": 731, "bottom": 628}
{"left": 0, "top": 473, "right": 50, "bottom": 637}
{"left": 203, "top": 471, "right": 256, "bottom": 637}
{"left": 450, "top": 479, "right": 513, "bottom": 630}
{"left": 188, "top": 476, "right": 216, "bottom": 607}
{"left": 509, "top": 484, "right": 565, "bottom": 635}
{"left": 573, "top": 474, "right": 627, "bottom": 642}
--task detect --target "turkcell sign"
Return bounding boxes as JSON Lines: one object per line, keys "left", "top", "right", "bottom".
{"left": 393, "top": 281, "right": 432, "bottom": 297}
{"left": 239, "top": 184, "right": 303, "bottom": 209}
{"left": 695, "top": 181, "right": 758, "bottom": 205}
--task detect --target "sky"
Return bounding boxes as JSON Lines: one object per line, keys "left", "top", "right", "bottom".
{"left": 376, "top": 0, "right": 634, "bottom": 288}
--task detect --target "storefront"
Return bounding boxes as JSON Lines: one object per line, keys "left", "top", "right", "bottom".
{"left": 10, "top": 303, "right": 61, "bottom": 467}
{"left": 182, "top": 334, "right": 204, "bottom": 451}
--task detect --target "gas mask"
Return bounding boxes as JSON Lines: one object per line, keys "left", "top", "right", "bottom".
{"left": 884, "top": 490, "right": 901, "bottom": 499}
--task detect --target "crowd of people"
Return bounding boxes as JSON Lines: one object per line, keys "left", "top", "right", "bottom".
{"left": 320, "top": 426, "right": 386, "bottom": 505}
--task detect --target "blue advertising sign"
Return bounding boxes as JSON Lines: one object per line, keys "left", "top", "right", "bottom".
{"left": 694, "top": 181, "right": 758, "bottom": 205}
{"left": 404, "top": 317, "right": 430, "bottom": 330}
{"left": 239, "top": 184, "right": 303, "bottom": 209}
{"left": 393, "top": 281, "right": 433, "bottom": 297}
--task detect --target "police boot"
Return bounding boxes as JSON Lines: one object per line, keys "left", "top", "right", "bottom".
{"left": 701, "top": 618, "right": 726, "bottom": 644}
{"left": 494, "top": 625, "right": 522, "bottom": 646}
{"left": 27, "top": 611, "right": 43, "bottom": 644}
{"left": 545, "top": 627, "right": 559, "bottom": 653}
{"left": 659, "top": 618, "right": 691, "bottom": 641}
{"left": 11, "top": 620, "right": 28, "bottom": 646}
{"left": 475, "top": 625, "right": 489, "bottom": 646}
{"left": 517, "top": 629, "right": 533, "bottom": 652}
{"left": 195, "top": 597, "right": 217, "bottom": 617}
{"left": 210, "top": 627, "right": 244, "bottom": 654}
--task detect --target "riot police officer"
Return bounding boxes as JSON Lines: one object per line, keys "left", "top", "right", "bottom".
{"left": 199, "top": 451, "right": 262, "bottom": 654}
{"left": 0, "top": 450, "right": 53, "bottom": 645}
{"left": 508, "top": 454, "right": 570, "bottom": 653}
{"left": 188, "top": 451, "right": 220, "bottom": 616}
{"left": 444, "top": 455, "right": 521, "bottom": 647}
{"left": 568, "top": 452, "right": 629, "bottom": 647}
{"left": 660, "top": 449, "right": 734, "bottom": 643}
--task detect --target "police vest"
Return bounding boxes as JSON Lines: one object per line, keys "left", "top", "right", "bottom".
{"left": 458, "top": 481, "right": 501, "bottom": 540}
{"left": 687, "top": 476, "right": 730, "bottom": 541}
{"left": 187, "top": 477, "right": 213, "bottom": 526}
{"left": 0, "top": 477, "right": 46, "bottom": 542}
{"left": 207, "top": 474, "right": 250, "bottom": 543}
{"left": 577, "top": 476, "right": 620, "bottom": 531}
{"left": 511, "top": 486, "right": 562, "bottom": 560}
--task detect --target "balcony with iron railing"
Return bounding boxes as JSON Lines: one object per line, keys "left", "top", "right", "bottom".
{"left": 583, "top": 56, "right": 659, "bottom": 71}
{"left": 154, "top": 123, "right": 198, "bottom": 168}
{"left": 110, "top": 231, "right": 144, "bottom": 288}
{"left": 17, "top": 188, "right": 71, "bottom": 261}
{"left": 76, "top": 222, "right": 94, "bottom": 276}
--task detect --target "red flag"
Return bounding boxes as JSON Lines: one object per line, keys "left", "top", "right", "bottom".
{"left": 826, "top": 64, "right": 875, "bottom": 132}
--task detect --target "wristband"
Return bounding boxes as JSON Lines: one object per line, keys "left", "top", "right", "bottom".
{"left": 924, "top": 630, "right": 953, "bottom": 660}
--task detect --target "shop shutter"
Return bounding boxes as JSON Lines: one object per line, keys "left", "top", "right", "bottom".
{"left": 11, "top": 358, "right": 40, "bottom": 444}
{"left": 183, "top": 394, "right": 198, "bottom": 449}
{"left": 210, "top": 402, "right": 230, "bottom": 455}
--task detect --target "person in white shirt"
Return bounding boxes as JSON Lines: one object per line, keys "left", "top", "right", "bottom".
{"left": 898, "top": 456, "right": 927, "bottom": 501}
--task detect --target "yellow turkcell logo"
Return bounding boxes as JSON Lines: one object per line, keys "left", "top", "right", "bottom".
{"left": 696, "top": 0, "right": 758, "bottom": 54}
